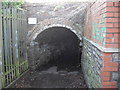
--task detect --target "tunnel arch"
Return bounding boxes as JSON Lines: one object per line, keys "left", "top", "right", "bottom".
{"left": 28, "top": 18, "right": 82, "bottom": 44}
{"left": 33, "top": 24, "right": 78, "bottom": 41}
{"left": 28, "top": 23, "right": 82, "bottom": 70}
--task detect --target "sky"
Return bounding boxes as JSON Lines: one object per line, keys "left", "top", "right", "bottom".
{"left": 25, "top": 0, "right": 95, "bottom": 3}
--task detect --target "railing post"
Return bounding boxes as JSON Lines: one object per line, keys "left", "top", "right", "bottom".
{"left": 0, "top": 2, "right": 3, "bottom": 90}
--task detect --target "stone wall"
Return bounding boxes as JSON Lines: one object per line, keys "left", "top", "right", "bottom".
{"left": 82, "top": 38, "right": 102, "bottom": 88}
{"left": 82, "top": 37, "right": 119, "bottom": 88}
{"left": 23, "top": 2, "right": 88, "bottom": 33}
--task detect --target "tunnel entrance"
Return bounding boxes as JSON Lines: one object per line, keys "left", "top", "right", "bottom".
{"left": 10, "top": 27, "right": 87, "bottom": 88}
{"left": 34, "top": 27, "right": 81, "bottom": 71}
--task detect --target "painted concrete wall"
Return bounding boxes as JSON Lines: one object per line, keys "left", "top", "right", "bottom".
{"left": 82, "top": 0, "right": 120, "bottom": 88}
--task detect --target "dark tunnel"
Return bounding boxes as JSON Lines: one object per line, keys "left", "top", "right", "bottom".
{"left": 34, "top": 27, "right": 81, "bottom": 71}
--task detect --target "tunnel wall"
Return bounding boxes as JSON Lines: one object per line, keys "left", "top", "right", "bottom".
{"left": 82, "top": 0, "right": 120, "bottom": 88}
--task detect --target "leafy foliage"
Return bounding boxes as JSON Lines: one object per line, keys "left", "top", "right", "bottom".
{"left": 2, "top": 0, "right": 24, "bottom": 8}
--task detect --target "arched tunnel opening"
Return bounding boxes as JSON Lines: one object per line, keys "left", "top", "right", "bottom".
{"left": 11, "top": 26, "right": 87, "bottom": 88}
{"left": 34, "top": 27, "right": 81, "bottom": 71}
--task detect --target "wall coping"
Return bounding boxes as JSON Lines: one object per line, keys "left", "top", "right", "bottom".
{"left": 83, "top": 37, "right": 120, "bottom": 53}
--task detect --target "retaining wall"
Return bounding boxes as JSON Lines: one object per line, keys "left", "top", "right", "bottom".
{"left": 82, "top": 0, "right": 120, "bottom": 88}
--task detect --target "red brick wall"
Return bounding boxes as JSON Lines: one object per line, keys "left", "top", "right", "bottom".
{"left": 101, "top": 52, "right": 119, "bottom": 88}
{"left": 83, "top": 0, "right": 120, "bottom": 88}
{"left": 105, "top": 1, "right": 120, "bottom": 48}
{"left": 84, "top": 0, "right": 120, "bottom": 48}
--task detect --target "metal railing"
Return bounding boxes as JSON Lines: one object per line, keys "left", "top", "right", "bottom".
{"left": 0, "top": 2, "right": 28, "bottom": 89}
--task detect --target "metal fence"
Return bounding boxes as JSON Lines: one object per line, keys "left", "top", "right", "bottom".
{"left": 0, "top": 2, "right": 28, "bottom": 89}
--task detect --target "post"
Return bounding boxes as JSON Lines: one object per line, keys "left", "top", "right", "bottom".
{"left": 0, "top": 2, "right": 3, "bottom": 90}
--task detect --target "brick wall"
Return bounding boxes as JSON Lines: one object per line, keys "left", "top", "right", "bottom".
{"left": 82, "top": 0, "right": 120, "bottom": 88}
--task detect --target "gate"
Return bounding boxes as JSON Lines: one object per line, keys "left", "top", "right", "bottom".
{"left": 0, "top": 1, "right": 28, "bottom": 89}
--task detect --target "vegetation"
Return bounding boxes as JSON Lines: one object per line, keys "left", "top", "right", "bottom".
{"left": 1, "top": 0, "right": 24, "bottom": 8}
